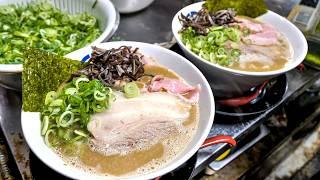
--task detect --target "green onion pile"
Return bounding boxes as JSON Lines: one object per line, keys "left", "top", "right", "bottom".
{"left": 0, "top": 2, "right": 101, "bottom": 64}
{"left": 180, "top": 26, "right": 242, "bottom": 66}
{"left": 41, "top": 76, "right": 114, "bottom": 147}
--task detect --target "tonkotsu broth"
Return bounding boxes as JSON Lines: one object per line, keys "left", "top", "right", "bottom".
{"left": 228, "top": 17, "right": 293, "bottom": 72}
{"left": 229, "top": 35, "right": 292, "bottom": 72}
{"left": 55, "top": 65, "right": 199, "bottom": 177}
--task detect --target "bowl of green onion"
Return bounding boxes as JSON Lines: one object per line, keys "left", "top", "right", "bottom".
{"left": 0, "top": 0, "right": 119, "bottom": 89}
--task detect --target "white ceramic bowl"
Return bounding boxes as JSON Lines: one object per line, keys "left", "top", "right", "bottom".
{"left": 21, "top": 41, "right": 215, "bottom": 179}
{"left": 0, "top": 0, "right": 119, "bottom": 74}
{"left": 172, "top": 2, "right": 308, "bottom": 98}
{"left": 111, "top": 0, "right": 154, "bottom": 14}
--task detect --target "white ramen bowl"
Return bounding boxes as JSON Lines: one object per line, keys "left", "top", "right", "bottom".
{"left": 172, "top": 2, "right": 308, "bottom": 98}
{"left": 21, "top": 41, "right": 215, "bottom": 180}
{"left": 0, "top": 0, "right": 119, "bottom": 74}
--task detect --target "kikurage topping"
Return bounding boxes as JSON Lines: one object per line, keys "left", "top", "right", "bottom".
{"left": 179, "top": 8, "right": 237, "bottom": 35}
{"left": 73, "top": 46, "right": 145, "bottom": 87}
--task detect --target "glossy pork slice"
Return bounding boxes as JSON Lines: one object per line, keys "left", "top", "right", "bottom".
{"left": 87, "top": 92, "right": 192, "bottom": 155}
{"left": 235, "top": 17, "right": 264, "bottom": 33}
{"left": 236, "top": 16, "right": 280, "bottom": 46}
{"left": 149, "top": 75, "right": 201, "bottom": 104}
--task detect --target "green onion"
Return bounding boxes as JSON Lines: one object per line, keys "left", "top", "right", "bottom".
{"left": 94, "top": 90, "right": 106, "bottom": 101}
{"left": 91, "top": 101, "right": 105, "bottom": 113}
{"left": 216, "top": 47, "right": 227, "bottom": 58}
{"left": 49, "top": 99, "right": 63, "bottom": 107}
{"left": 231, "top": 49, "right": 241, "bottom": 57}
{"left": 0, "top": 2, "right": 101, "bottom": 64}
{"left": 58, "top": 111, "right": 74, "bottom": 128}
{"left": 65, "top": 88, "right": 77, "bottom": 95}
{"left": 44, "top": 129, "right": 55, "bottom": 147}
{"left": 50, "top": 107, "right": 61, "bottom": 116}
{"left": 66, "top": 104, "right": 72, "bottom": 111}
{"left": 70, "top": 136, "right": 85, "bottom": 143}
{"left": 224, "top": 28, "right": 241, "bottom": 42}
{"left": 13, "top": 31, "right": 30, "bottom": 38}
{"left": 41, "top": 78, "right": 114, "bottom": 146}
{"left": 214, "top": 31, "right": 227, "bottom": 45}
{"left": 180, "top": 25, "right": 242, "bottom": 67}
{"left": 45, "top": 91, "right": 57, "bottom": 105}
{"left": 75, "top": 77, "right": 89, "bottom": 89}
{"left": 123, "top": 82, "right": 140, "bottom": 98}
{"left": 41, "top": 116, "right": 49, "bottom": 135}
{"left": 69, "top": 95, "right": 82, "bottom": 106}
{"left": 209, "top": 53, "right": 216, "bottom": 62}
{"left": 74, "top": 130, "right": 88, "bottom": 137}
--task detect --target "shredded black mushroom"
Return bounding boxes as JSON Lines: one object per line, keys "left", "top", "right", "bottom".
{"left": 179, "top": 8, "right": 238, "bottom": 35}
{"left": 72, "top": 46, "right": 145, "bottom": 86}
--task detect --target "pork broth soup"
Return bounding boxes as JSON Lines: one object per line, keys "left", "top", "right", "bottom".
{"left": 40, "top": 46, "right": 200, "bottom": 177}
{"left": 179, "top": 9, "right": 293, "bottom": 72}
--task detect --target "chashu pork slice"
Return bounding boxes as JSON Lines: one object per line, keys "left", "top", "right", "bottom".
{"left": 87, "top": 92, "right": 192, "bottom": 155}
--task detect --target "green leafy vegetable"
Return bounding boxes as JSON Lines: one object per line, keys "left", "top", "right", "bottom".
{"left": 180, "top": 26, "right": 242, "bottom": 66}
{"left": 0, "top": 2, "right": 101, "bottom": 64}
{"left": 123, "top": 82, "right": 140, "bottom": 98}
{"left": 203, "top": 0, "right": 267, "bottom": 18}
{"left": 41, "top": 77, "right": 114, "bottom": 147}
{"left": 306, "top": 53, "right": 320, "bottom": 66}
{"left": 22, "top": 48, "right": 83, "bottom": 112}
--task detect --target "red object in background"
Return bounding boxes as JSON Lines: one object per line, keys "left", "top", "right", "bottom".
{"left": 218, "top": 81, "right": 269, "bottom": 107}
{"left": 296, "top": 63, "right": 305, "bottom": 72}
{"left": 201, "top": 135, "right": 237, "bottom": 148}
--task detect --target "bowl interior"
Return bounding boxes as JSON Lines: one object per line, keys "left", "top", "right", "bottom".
{"left": 22, "top": 41, "right": 214, "bottom": 179}
{"left": 171, "top": 2, "right": 308, "bottom": 76}
{"left": 0, "top": 0, "right": 118, "bottom": 73}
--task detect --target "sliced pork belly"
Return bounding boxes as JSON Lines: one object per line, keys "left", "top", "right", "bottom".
{"left": 243, "top": 31, "right": 279, "bottom": 46}
{"left": 149, "top": 75, "right": 201, "bottom": 104}
{"left": 235, "top": 17, "right": 280, "bottom": 46}
{"left": 235, "top": 17, "right": 263, "bottom": 33}
{"left": 87, "top": 92, "right": 192, "bottom": 155}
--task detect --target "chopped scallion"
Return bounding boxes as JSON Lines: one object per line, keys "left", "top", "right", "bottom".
{"left": 123, "top": 82, "right": 140, "bottom": 98}
{"left": 41, "top": 116, "right": 49, "bottom": 135}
